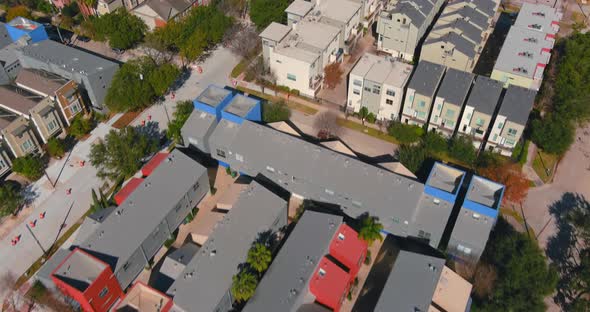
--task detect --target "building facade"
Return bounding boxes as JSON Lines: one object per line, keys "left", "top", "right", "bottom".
{"left": 376, "top": 0, "right": 446, "bottom": 61}
{"left": 427, "top": 68, "right": 474, "bottom": 136}
{"left": 347, "top": 53, "right": 413, "bottom": 121}
{"left": 401, "top": 61, "right": 446, "bottom": 126}
{"left": 0, "top": 115, "right": 41, "bottom": 158}
{"left": 485, "top": 85, "right": 536, "bottom": 156}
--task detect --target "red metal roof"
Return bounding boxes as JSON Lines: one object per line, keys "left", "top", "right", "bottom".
{"left": 141, "top": 152, "right": 169, "bottom": 177}
{"left": 329, "top": 224, "right": 368, "bottom": 277}
{"left": 114, "top": 177, "right": 144, "bottom": 205}
{"left": 309, "top": 257, "right": 351, "bottom": 312}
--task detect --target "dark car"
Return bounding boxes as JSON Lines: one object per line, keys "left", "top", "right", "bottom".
{"left": 77, "top": 35, "right": 91, "bottom": 42}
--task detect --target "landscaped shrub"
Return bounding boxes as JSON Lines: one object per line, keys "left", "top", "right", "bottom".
{"left": 262, "top": 101, "right": 291, "bottom": 123}
{"left": 46, "top": 138, "right": 66, "bottom": 158}
{"left": 397, "top": 144, "right": 428, "bottom": 173}
{"left": 68, "top": 115, "right": 94, "bottom": 139}
{"left": 12, "top": 155, "right": 46, "bottom": 181}
{"left": 421, "top": 131, "right": 447, "bottom": 154}
{"left": 388, "top": 122, "right": 424, "bottom": 144}
{"left": 366, "top": 113, "right": 377, "bottom": 124}
{"left": 448, "top": 135, "right": 477, "bottom": 165}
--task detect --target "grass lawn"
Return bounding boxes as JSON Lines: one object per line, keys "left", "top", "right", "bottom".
{"left": 336, "top": 119, "right": 398, "bottom": 144}
{"left": 512, "top": 140, "right": 530, "bottom": 166}
{"left": 532, "top": 150, "right": 559, "bottom": 183}
{"left": 500, "top": 206, "right": 538, "bottom": 241}
{"left": 231, "top": 58, "right": 251, "bottom": 78}
{"left": 237, "top": 86, "right": 318, "bottom": 115}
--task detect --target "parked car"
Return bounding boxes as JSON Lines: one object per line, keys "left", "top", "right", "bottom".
{"left": 77, "top": 35, "right": 91, "bottom": 42}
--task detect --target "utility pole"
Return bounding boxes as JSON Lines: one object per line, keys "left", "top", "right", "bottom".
{"left": 25, "top": 223, "right": 47, "bottom": 256}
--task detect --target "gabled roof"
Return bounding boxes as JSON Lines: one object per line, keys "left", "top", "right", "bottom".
{"left": 140, "top": 0, "right": 195, "bottom": 21}
{"left": 498, "top": 85, "right": 536, "bottom": 125}
{"left": 159, "top": 242, "right": 199, "bottom": 281}
{"left": 426, "top": 32, "right": 476, "bottom": 58}
{"left": 15, "top": 68, "right": 69, "bottom": 97}
{"left": 435, "top": 68, "right": 474, "bottom": 106}
{"left": 243, "top": 211, "right": 342, "bottom": 312}
{"left": 141, "top": 152, "right": 169, "bottom": 176}
{"left": 169, "top": 181, "right": 287, "bottom": 312}
{"left": 0, "top": 85, "right": 45, "bottom": 114}
{"left": 114, "top": 177, "right": 144, "bottom": 205}
{"left": 465, "top": 76, "right": 503, "bottom": 115}
{"left": 407, "top": 61, "right": 445, "bottom": 96}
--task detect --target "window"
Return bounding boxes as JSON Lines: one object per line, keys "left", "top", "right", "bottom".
{"left": 445, "top": 109, "right": 454, "bottom": 118}
{"left": 0, "top": 159, "right": 6, "bottom": 169}
{"left": 475, "top": 117, "right": 485, "bottom": 127}
{"left": 433, "top": 115, "right": 438, "bottom": 122}
{"left": 386, "top": 89, "right": 395, "bottom": 96}
{"left": 418, "top": 100, "right": 426, "bottom": 108}
{"left": 353, "top": 79, "right": 362, "bottom": 87}
{"left": 70, "top": 101, "right": 82, "bottom": 114}
{"left": 47, "top": 120, "right": 58, "bottom": 131}
{"left": 372, "top": 86, "right": 381, "bottom": 94}
{"left": 437, "top": 104, "right": 442, "bottom": 110}
{"left": 287, "top": 73, "right": 297, "bottom": 81}
{"left": 493, "top": 134, "right": 498, "bottom": 141}
{"left": 497, "top": 122, "right": 503, "bottom": 129}
{"left": 266, "top": 166, "right": 275, "bottom": 172}
{"left": 418, "top": 230, "right": 431, "bottom": 240}
{"left": 417, "top": 111, "right": 427, "bottom": 119}
{"left": 236, "top": 153, "right": 244, "bottom": 162}
{"left": 507, "top": 128, "right": 517, "bottom": 136}
{"left": 21, "top": 139, "right": 33, "bottom": 152}
{"left": 364, "top": 86, "right": 371, "bottom": 92}
{"left": 338, "top": 233, "right": 345, "bottom": 240}
{"left": 505, "top": 139, "right": 515, "bottom": 146}
{"left": 385, "top": 99, "right": 393, "bottom": 105}
{"left": 193, "top": 182, "right": 200, "bottom": 191}
{"left": 216, "top": 149, "right": 226, "bottom": 158}
{"left": 99, "top": 287, "right": 109, "bottom": 298}
{"left": 353, "top": 89, "right": 360, "bottom": 95}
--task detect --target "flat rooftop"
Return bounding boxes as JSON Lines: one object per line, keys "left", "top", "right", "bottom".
{"left": 195, "top": 85, "right": 232, "bottom": 108}
{"left": 353, "top": 54, "right": 413, "bottom": 88}
{"left": 259, "top": 22, "right": 292, "bottom": 42}
{"left": 466, "top": 176, "right": 504, "bottom": 209}
{"left": 169, "top": 182, "right": 287, "bottom": 312}
{"left": 514, "top": 2, "right": 561, "bottom": 35}
{"left": 52, "top": 249, "right": 107, "bottom": 292}
{"left": 286, "top": 0, "right": 314, "bottom": 16}
{"left": 318, "top": 0, "right": 361, "bottom": 24}
{"left": 224, "top": 94, "right": 258, "bottom": 118}
{"left": 115, "top": 283, "right": 172, "bottom": 312}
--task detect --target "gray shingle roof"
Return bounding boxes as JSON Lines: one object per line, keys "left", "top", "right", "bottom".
{"left": 15, "top": 68, "right": 69, "bottom": 96}
{"left": 465, "top": 76, "right": 503, "bottom": 115}
{"left": 426, "top": 32, "right": 476, "bottom": 58}
{"left": 142, "top": 0, "right": 195, "bottom": 21}
{"left": 243, "top": 211, "right": 342, "bottom": 312}
{"left": 159, "top": 243, "right": 199, "bottom": 281}
{"left": 169, "top": 181, "right": 287, "bottom": 312}
{"left": 449, "top": 6, "right": 489, "bottom": 29}
{"left": 407, "top": 61, "right": 445, "bottom": 97}
{"left": 0, "top": 85, "right": 44, "bottom": 114}
{"left": 436, "top": 68, "right": 474, "bottom": 106}
{"left": 374, "top": 249, "right": 445, "bottom": 312}
{"left": 79, "top": 150, "right": 207, "bottom": 274}
{"left": 499, "top": 85, "right": 536, "bottom": 125}
{"left": 216, "top": 120, "right": 425, "bottom": 236}
{"left": 454, "top": 18, "right": 484, "bottom": 42}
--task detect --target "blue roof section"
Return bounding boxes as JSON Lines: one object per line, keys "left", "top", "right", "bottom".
{"left": 424, "top": 185, "right": 458, "bottom": 204}
{"left": 193, "top": 85, "right": 234, "bottom": 121}
{"left": 5, "top": 17, "right": 48, "bottom": 43}
{"left": 462, "top": 199, "right": 499, "bottom": 219}
{"left": 193, "top": 86, "right": 261, "bottom": 123}
{"left": 423, "top": 162, "right": 466, "bottom": 203}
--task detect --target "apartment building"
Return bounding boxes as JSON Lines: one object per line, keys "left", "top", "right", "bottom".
{"left": 376, "top": 0, "right": 446, "bottom": 61}
{"left": 168, "top": 181, "right": 288, "bottom": 312}
{"left": 0, "top": 115, "right": 41, "bottom": 158}
{"left": 0, "top": 145, "right": 11, "bottom": 176}
{"left": 491, "top": 3, "right": 560, "bottom": 90}
{"left": 16, "top": 40, "right": 119, "bottom": 112}
{"left": 347, "top": 53, "right": 413, "bottom": 121}
{"left": 0, "top": 86, "right": 64, "bottom": 144}
{"left": 457, "top": 76, "right": 503, "bottom": 149}
{"left": 401, "top": 61, "right": 445, "bottom": 126}
{"left": 55, "top": 149, "right": 210, "bottom": 305}
{"left": 420, "top": 0, "right": 498, "bottom": 71}
{"left": 448, "top": 175, "right": 504, "bottom": 262}
{"left": 260, "top": 0, "right": 362, "bottom": 97}
{"left": 413, "top": 163, "right": 466, "bottom": 248}
{"left": 485, "top": 85, "right": 536, "bottom": 156}
{"left": 244, "top": 211, "right": 367, "bottom": 312}
{"left": 427, "top": 68, "right": 474, "bottom": 136}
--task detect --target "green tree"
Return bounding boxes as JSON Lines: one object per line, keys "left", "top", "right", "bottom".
{"left": 250, "top": 0, "right": 290, "bottom": 30}
{"left": 12, "top": 155, "right": 45, "bottom": 181}
{"left": 6, "top": 5, "right": 32, "bottom": 21}
{"left": 247, "top": 243, "right": 272, "bottom": 274}
{"left": 358, "top": 215, "right": 383, "bottom": 246}
{"left": 180, "top": 30, "right": 208, "bottom": 63}
{"left": 148, "top": 63, "right": 180, "bottom": 96}
{"left": 358, "top": 107, "right": 369, "bottom": 125}
{"left": 531, "top": 115, "right": 574, "bottom": 156}
{"left": 167, "top": 101, "right": 194, "bottom": 144}
{"left": 93, "top": 8, "right": 147, "bottom": 49}
{"left": 89, "top": 126, "right": 159, "bottom": 180}
{"left": 421, "top": 131, "right": 447, "bottom": 154}
{"left": 231, "top": 271, "right": 258, "bottom": 302}
{"left": 262, "top": 100, "right": 291, "bottom": 123}
{"left": 474, "top": 217, "right": 557, "bottom": 312}
{"left": 396, "top": 144, "right": 428, "bottom": 174}
{"left": 448, "top": 135, "right": 477, "bottom": 165}
{"left": 0, "top": 182, "right": 23, "bottom": 218}
{"left": 46, "top": 138, "right": 66, "bottom": 158}
{"left": 68, "top": 115, "right": 94, "bottom": 139}
{"left": 105, "top": 59, "right": 156, "bottom": 112}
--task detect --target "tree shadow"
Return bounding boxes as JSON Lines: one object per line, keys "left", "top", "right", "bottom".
{"left": 134, "top": 121, "right": 164, "bottom": 143}
{"left": 546, "top": 192, "right": 590, "bottom": 309}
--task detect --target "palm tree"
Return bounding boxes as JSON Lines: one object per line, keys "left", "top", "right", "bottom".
{"left": 358, "top": 216, "right": 384, "bottom": 246}
{"left": 247, "top": 243, "right": 272, "bottom": 274}
{"left": 231, "top": 271, "right": 258, "bottom": 302}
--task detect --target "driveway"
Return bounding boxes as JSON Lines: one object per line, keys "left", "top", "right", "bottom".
{"left": 521, "top": 124, "right": 590, "bottom": 248}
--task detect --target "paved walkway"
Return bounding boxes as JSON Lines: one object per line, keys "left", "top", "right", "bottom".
{"left": 522, "top": 142, "right": 545, "bottom": 186}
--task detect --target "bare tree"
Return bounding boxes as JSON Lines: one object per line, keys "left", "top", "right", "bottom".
{"left": 313, "top": 111, "right": 341, "bottom": 139}
{"left": 216, "top": 0, "right": 247, "bottom": 18}
{"left": 226, "top": 24, "right": 260, "bottom": 59}
{"left": 323, "top": 63, "right": 343, "bottom": 89}
{"left": 1, "top": 272, "right": 32, "bottom": 312}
